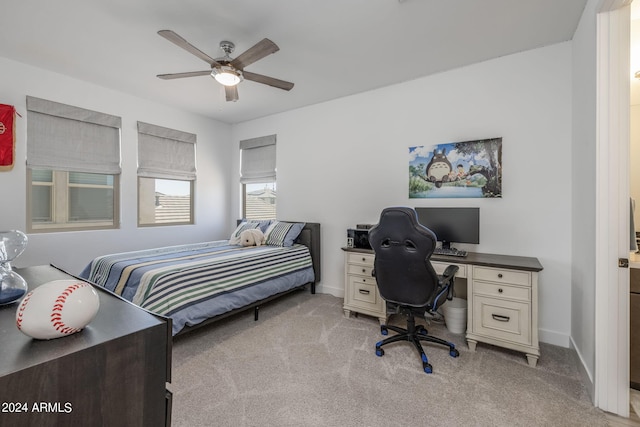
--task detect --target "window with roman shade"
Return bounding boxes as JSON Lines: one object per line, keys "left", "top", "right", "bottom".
{"left": 240, "top": 134, "right": 276, "bottom": 220}
{"left": 137, "top": 121, "right": 196, "bottom": 226}
{"left": 26, "top": 96, "right": 122, "bottom": 232}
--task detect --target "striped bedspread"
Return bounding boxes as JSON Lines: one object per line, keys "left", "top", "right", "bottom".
{"left": 80, "top": 241, "right": 315, "bottom": 334}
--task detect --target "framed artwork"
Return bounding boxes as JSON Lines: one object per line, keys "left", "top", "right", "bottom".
{"left": 409, "top": 137, "right": 502, "bottom": 198}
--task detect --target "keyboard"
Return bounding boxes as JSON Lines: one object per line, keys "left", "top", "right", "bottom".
{"left": 433, "top": 247, "right": 468, "bottom": 257}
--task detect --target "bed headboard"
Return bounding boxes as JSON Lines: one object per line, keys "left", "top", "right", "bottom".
{"left": 236, "top": 221, "right": 321, "bottom": 283}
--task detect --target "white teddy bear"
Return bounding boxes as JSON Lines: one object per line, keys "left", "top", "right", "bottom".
{"left": 239, "top": 228, "right": 265, "bottom": 247}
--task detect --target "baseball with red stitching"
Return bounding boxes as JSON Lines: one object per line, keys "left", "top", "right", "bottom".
{"left": 15, "top": 279, "right": 100, "bottom": 340}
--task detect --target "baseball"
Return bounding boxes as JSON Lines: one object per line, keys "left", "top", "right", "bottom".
{"left": 16, "top": 279, "right": 100, "bottom": 340}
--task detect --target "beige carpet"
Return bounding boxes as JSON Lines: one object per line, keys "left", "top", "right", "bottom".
{"left": 170, "top": 290, "right": 607, "bottom": 427}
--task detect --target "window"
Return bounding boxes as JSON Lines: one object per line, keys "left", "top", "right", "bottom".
{"left": 243, "top": 182, "right": 276, "bottom": 220}
{"left": 139, "top": 177, "right": 193, "bottom": 225}
{"left": 26, "top": 96, "right": 121, "bottom": 232}
{"left": 29, "top": 170, "right": 117, "bottom": 229}
{"left": 240, "top": 135, "right": 276, "bottom": 220}
{"left": 137, "top": 122, "right": 196, "bottom": 226}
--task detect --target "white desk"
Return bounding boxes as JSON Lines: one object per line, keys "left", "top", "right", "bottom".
{"left": 342, "top": 247, "right": 543, "bottom": 367}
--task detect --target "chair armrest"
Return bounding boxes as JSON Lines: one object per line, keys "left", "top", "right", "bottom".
{"left": 440, "top": 265, "right": 459, "bottom": 283}
{"left": 438, "top": 264, "right": 459, "bottom": 300}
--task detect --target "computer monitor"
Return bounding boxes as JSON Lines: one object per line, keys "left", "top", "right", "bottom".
{"left": 415, "top": 207, "right": 479, "bottom": 250}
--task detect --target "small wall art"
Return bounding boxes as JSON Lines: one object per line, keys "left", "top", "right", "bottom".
{"left": 409, "top": 137, "right": 502, "bottom": 198}
{"left": 0, "top": 104, "right": 17, "bottom": 171}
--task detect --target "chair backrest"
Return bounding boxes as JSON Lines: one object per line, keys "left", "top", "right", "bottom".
{"left": 368, "top": 207, "right": 439, "bottom": 307}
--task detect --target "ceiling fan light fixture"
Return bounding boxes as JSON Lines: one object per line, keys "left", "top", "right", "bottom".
{"left": 211, "top": 66, "right": 243, "bottom": 86}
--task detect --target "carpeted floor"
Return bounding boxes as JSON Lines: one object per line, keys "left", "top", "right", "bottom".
{"left": 170, "top": 290, "right": 607, "bottom": 427}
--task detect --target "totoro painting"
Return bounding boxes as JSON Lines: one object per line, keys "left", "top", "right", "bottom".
{"left": 409, "top": 137, "right": 502, "bottom": 198}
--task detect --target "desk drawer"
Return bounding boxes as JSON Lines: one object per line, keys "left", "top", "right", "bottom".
{"left": 473, "top": 281, "right": 530, "bottom": 302}
{"left": 347, "top": 263, "right": 374, "bottom": 277}
{"left": 348, "top": 276, "right": 380, "bottom": 306}
{"left": 473, "top": 266, "right": 531, "bottom": 287}
{"left": 473, "top": 296, "right": 531, "bottom": 345}
{"left": 347, "top": 253, "right": 374, "bottom": 266}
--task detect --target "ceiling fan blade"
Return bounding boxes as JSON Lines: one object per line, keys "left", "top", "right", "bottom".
{"left": 157, "top": 70, "right": 211, "bottom": 80}
{"left": 158, "top": 30, "right": 221, "bottom": 66}
{"left": 243, "top": 71, "right": 294, "bottom": 91}
{"left": 230, "top": 39, "right": 279, "bottom": 70}
{"left": 225, "top": 85, "right": 239, "bottom": 102}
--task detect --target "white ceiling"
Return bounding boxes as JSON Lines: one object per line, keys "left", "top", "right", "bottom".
{"left": 0, "top": 0, "right": 588, "bottom": 124}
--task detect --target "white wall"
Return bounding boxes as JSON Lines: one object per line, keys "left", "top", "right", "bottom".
{"left": 232, "top": 42, "right": 573, "bottom": 347}
{"left": 570, "top": 0, "right": 599, "bottom": 394}
{"left": 0, "top": 57, "right": 233, "bottom": 274}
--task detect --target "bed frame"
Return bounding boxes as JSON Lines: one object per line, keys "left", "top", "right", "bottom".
{"left": 175, "top": 221, "right": 321, "bottom": 336}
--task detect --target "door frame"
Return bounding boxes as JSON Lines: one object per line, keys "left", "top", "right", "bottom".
{"left": 595, "top": 0, "right": 631, "bottom": 416}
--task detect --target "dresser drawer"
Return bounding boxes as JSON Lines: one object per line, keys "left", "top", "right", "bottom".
{"left": 473, "top": 281, "right": 530, "bottom": 302}
{"left": 348, "top": 276, "right": 381, "bottom": 307}
{"left": 347, "top": 252, "right": 374, "bottom": 266}
{"left": 347, "top": 263, "right": 374, "bottom": 277}
{"left": 472, "top": 296, "right": 531, "bottom": 345}
{"left": 432, "top": 261, "right": 467, "bottom": 279}
{"left": 473, "top": 266, "right": 531, "bottom": 286}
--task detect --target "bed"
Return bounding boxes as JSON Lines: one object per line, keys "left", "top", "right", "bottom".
{"left": 79, "top": 221, "right": 321, "bottom": 335}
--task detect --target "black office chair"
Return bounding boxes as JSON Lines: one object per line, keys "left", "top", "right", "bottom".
{"left": 368, "top": 207, "right": 460, "bottom": 373}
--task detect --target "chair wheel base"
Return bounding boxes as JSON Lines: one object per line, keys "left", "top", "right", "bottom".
{"left": 380, "top": 326, "right": 388, "bottom": 336}
{"left": 423, "top": 362, "right": 433, "bottom": 374}
{"left": 450, "top": 348, "right": 459, "bottom": 358}
{"left": 375, "top": 347, "right": 384, "bottom": 357}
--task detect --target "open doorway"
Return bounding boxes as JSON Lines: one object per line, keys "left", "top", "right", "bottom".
{"left": 629, "top": 1, "right": 640, "bottom": 418}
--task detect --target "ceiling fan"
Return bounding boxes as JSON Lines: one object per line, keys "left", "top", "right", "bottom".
{"left": 156, "top": 30, "right": 294, "bottom": 102}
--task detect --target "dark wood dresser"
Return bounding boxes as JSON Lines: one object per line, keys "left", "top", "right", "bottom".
{"left": 0, "top": 265, "right": 172, "bottom": 427}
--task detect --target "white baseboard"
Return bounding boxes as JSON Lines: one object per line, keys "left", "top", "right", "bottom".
{"left": 539, "top": 328, "right": 571, "bottom": 348}
{"left": 570, "top": 335, "right": 595, "bottom": 403}
{"left": 316, "top": 283, "right": 344, "bottom": 299}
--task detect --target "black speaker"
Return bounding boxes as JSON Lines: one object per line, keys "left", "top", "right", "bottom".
{"left": 347, "top": 229, "right": 371, "bottom": 250}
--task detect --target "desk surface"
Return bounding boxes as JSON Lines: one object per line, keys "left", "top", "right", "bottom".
{"left": 342, "top": 247, "right": 543, "bottom": 272}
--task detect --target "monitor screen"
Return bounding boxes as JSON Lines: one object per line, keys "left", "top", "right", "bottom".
{"left": 415, "top": 207, "right": 479, "bottom": 249}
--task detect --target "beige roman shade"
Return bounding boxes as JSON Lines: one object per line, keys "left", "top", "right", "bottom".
{"left": 137, "top": 121, "right": 196, "bottom": 180}
{"left": 240, "top": 134, "right": 276, "bottom": 184}
{"left": 26, "top": 96, "right": 121, "bottom": 174}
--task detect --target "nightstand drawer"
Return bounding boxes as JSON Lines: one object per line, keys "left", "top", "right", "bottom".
{"left": 473, "top": 281, "right": 530, "bottom": 302}
{"left": 473, "top": 296, "right": 531, "bottom": 345}
{"left": 348, "top": 276, "right": 380, "bottom": 306}
{"left": 347, "top": 263, "right": 374, "bottom": 277}
{"left": 347, "top": 253, "right": 374, "bottom": 266}
{"left": 473, "top": 266, "right": 531, "bottom": 287}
